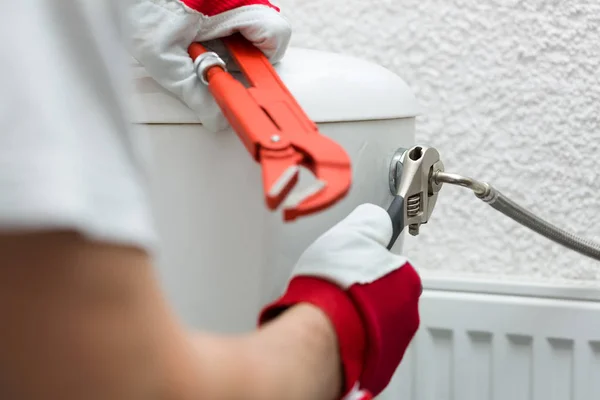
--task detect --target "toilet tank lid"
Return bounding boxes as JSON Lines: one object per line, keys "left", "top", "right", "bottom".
{"left": 130, "top": 47, "right": 420, "bottom": 124}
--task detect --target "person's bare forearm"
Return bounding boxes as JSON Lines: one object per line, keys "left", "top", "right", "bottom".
{"left": 0, "top": 232, "right": 341, "bottom": 400}
{"left": 248, "top": 304, "right": 342, "bottom": 400}
{"left": 187, "top": 304, "right": 342, "bottom": 400}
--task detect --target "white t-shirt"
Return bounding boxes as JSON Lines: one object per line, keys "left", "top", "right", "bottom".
{"left": 0, "top": 1, "right": 156, "bottom": 250}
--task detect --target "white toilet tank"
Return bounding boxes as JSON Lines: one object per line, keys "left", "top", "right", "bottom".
{"left": 130, "top": 47, "right": 419, "bottom": 335}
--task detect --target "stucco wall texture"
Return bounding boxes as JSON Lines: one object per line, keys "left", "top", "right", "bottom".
{"left": 279, "top": 0, "right": 600, "bottom": 285}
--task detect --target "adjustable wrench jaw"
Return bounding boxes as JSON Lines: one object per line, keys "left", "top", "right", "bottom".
{"left": 386, "top": 145, "right": 444, "bottom": 249}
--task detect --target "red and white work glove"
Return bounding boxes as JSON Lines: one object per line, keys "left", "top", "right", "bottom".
{"left": 127, "top": 0, "right": 291, "bottom": 132}
{"left": 259, "top": 204, "right": 422, "bottom": 399}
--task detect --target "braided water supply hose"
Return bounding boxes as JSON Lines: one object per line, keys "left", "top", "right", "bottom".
{"left": 432, "top": 171, "right": 600, "bottom": 262}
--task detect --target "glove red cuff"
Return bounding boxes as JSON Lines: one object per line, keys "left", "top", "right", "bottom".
{"left": 259, "top": 276, "right": 366, "bottom": 397}
{"left": 180, "top": 0, "right": 280, "bottom": 16}
{"left": 259, "top": 262, "right": 422, "bottom": 398}
{"left": 347, "top": 262, "right": 421, "bottom": 395}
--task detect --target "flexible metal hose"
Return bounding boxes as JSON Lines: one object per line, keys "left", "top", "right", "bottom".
{"left": 432, "top": 171, "right": 600, "bottom": 262}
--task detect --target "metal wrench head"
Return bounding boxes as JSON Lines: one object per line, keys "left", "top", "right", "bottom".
{"left": 389, "top": 145, "right": 444, "bottom": 236}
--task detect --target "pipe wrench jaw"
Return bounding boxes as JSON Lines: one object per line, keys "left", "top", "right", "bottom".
{"left": 262, "top": 141, "right": 352, "bottom": 221}
{"left": 280, "top": 134, "right": 353, "bottom": 220}
{"left": 386, "top": 145, "right": 444, "bottom": 248}
{"left": 282, "top": 168, "right": 352, "bottom": 221}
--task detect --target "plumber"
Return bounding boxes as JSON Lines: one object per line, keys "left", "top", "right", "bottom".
{"left": 0, "top": 1, "right": 421, "bottom": 399}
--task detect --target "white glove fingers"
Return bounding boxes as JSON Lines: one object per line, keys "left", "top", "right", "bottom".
{"left": 193, "top": 6, "right": 292, "bottom": 63}
{"left": 334, "top": 204, "right": 395, "bottom": 248}
{"left": 291, "top": 203, "right": 412, "bottom": 288}
{"left": 127, "top": 0, "right": 229, "bottom": 132}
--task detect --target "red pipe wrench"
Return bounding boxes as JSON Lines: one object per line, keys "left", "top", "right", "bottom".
{"left": 188, "top": 34, "right": 352, "bottom": 221}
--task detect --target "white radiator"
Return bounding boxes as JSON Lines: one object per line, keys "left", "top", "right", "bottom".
{"left": 380, "top": 278, "right": 600, "bottom": 400}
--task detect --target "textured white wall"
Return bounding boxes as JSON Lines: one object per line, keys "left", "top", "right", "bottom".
{"left": 279, "top": 0, "right": 600, "bottom": 285}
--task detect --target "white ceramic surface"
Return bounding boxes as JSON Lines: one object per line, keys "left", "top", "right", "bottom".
{"left": 130, "top": 47, "right": 418, "bottom": 337}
